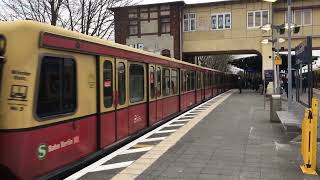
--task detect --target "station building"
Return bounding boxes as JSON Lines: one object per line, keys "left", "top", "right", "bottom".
{"left": 110, "top": 0, "right": 320, "bottom": 91}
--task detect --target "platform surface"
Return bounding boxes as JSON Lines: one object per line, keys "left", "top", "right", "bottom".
{"left": 131, "top": 90, "right": 319, "bottom": 180}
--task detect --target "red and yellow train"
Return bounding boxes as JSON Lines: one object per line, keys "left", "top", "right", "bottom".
{"left": 0, "top": 21, "right": 237, "bottom": 180}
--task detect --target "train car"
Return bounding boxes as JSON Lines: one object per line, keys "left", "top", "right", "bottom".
{"left": 0, "top": 20, "right": 233, "bottom": 180}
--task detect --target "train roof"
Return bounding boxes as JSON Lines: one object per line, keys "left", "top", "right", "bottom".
{"left": 0, "top": 20, "right": 223, "bottom": 73}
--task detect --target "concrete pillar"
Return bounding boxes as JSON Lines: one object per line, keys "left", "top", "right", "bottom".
{"left": 261, "top": 43, "right": 274, "bottom": 95}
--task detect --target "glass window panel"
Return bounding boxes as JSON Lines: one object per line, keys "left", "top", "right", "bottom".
{"left": 118, "top": 62, "right": 126, "bottom": 105}
{"left": 160, "top": 5, "right": 170, "bottom": 10}
{"left": 150, "top": 66, "right": 156, "bottom": 99}
{"left": 160, "top": 11, "right": 170, "bottom": 16}
{"left": 218, "top": 14, "right": 224, "bottom": 29}
{"left": 294, "top": 10, "right": 302, "bottom": 26}
{"left": 171, "top": 70, "right": 178, "bottom": 95}
{"left": 129, "top": 13, "right": 137, "bottom": 19}
{"left": 197, "top": 72, "right": 201, "bottom": 89}
{"left": 157, "top": 67, "right": 161, "bottom": 97}
{"left": 303, "top": 9, "right": 312, "bottom": 25}
{"left": 103, "top": 61, "right": 113, "bottom": 108}
{"left": 161, "top": 23, "right": 170, "bottom": 33}
{"left": 225, "top": 13, "right": 231, "bottom": 29}
{"left": 37, "top": 57, "right": 76, "bottom": 118}
{"left": 162, "top": 68, "right": 170, "bottom": 96}
{"left": 140, "top": 12, "right": 148, "bottom": 19}
{"left": 190, "top": 13, "right": 196, "bottom": 19}
{"left": 150, "top": 12, "right": 158, "bottom": 19}
{"left": 129, "top": 26, "right": 138, "bottom": 35}
{"left": 190, "top": 19, "right": 196, "bottom": 31}
{"left": 191, "top": 71, "right": 195, "bottom": 90}
{"left": 180, "top": 71, "right": 185, "bottom": 92}
{"left": 150, "top": 6, "right": 157, "bottom": 11}
{"left": 130, "top": 64, "right": 144, "bottom": 103}
{"left": 262, "top": 11, "right": 268, "bottom": 26}
{"left": 129, "top": 20, "right": 138, "bottom": 25}
{"left": 248, "top": 12, "right": 254, "bottom": 27}
{"left": 211, "top": 15, "right": 217, "bottom": 30}
{"left": 255, "top": 11, "right": 261, "bottom": 27}
{"left": 183, "top": 19, "right": 189, "bottom": 31}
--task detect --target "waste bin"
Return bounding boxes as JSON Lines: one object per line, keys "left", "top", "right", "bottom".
{"left": 270, "top": 94, "right": 281, "bottom": 122}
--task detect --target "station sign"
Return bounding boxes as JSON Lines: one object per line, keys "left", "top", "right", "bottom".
{"left": 264, "top": 69, "right": 274, "bottom": 82}
{"left": 275, "top": 55, "right": 282, "bottom": 65}
{"left": 295, "top": 36, "right": 312, "bottom": 65}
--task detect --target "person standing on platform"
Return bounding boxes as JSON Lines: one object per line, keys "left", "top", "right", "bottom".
{"left": 238, "top": 76, "right": 243, "bottom": 94}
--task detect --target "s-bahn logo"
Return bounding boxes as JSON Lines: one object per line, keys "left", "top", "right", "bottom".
{"left": 36, "top": 144, "right": 48, "bottom": 160}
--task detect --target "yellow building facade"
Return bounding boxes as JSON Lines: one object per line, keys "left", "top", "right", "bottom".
{"left": 182, "top": 0, "right": 320, "bottom": 91}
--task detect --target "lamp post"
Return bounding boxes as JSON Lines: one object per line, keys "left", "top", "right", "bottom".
{"left": 287, "top": 0, "right": 293, "bottom": 111}
{"left": 262, "top": 0, "right": 278, "bottom": 94}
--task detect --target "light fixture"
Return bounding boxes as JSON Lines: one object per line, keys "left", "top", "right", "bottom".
{"left": 262, "top": 0, "right": 277, "bottom": 2}
{"left": 278, "top": 38, "right": 286, "bottom": 43}
{"left": 284, "top": 23, "right": 296, "bottom": 29}
{"left": 261, "top": 24, "right": 271, "bottom": 31}
{"left": 261, "top": 39, "right": 270, "bottom": 44}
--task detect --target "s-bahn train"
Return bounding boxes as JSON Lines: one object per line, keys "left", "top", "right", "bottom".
{"left": 0, "top": 21, "right": 238, "bottom": 180}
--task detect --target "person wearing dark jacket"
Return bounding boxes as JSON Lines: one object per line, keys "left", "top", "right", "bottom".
{"left": 237, "top": 76, "right": 243, "bottom": 94}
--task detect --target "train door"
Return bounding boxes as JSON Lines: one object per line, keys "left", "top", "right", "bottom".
{"left": 148, "top": 64, "right": 157, "bottom": 125}
{"left": 100, "top": 57, "right": 129, "bottom": 148}
{"left": 115, "top": 59, "right": 129, "bottom": 140}
{"left": 100, "top": 57, "right": 116, "bottom": 147}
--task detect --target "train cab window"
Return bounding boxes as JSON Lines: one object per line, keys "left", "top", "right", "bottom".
{"left": 37, "top": 56, "right": 76, "bottom": 118}
{"left": 171, "top": 69, "right": 178, "bottom": 95}
{"left": 130, "top": 63, "right": 145, "bottom": 103}
{"left": 150, "top": 66, "right": 156, "bottom": 99}
{"left": 118, "top": 62, "right": 126, "bottom": 105}
{"left": 157, "top": 67, "right": 161, "bottom": 97}
{"left": 103, "top": 61, "right": 113, "bottom": 108}
{"left": 162, "top": 68, "right": 170, "bottom": 96}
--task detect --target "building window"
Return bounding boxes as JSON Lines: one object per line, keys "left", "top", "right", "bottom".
{"left": 183, "top": 13, "right": 196, "bottom": 32}
{"left": 211, "top": 13, "right": 231, "bottom": 30}
{"left": 183, "top": 14, "right": 189, "bottom": 32}
{"left": 129, "top": 20, "right": 138, "bottom": 35}
{"left": 285, "top": 9, "right": 312, "bottom": 26}
{"left": 103, "top": 61, "right": 113, "bottom": 108}
{"left": 37, "top": 56, "right": 76, "bottom": 118}
{"left": 130, "top": 63, "right": 145, "bottom": 103}
{"left": 160, "top": 17, "right": 170, "bottom": 33}
{"left": 247, "top": 10, "right": 269, "bottom": 28}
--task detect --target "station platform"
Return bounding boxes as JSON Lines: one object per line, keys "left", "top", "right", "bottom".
{"left": 66, "top": 90, "right": 320, "bottom": 180}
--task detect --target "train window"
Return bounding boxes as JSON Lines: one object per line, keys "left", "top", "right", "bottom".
{"left": 37, "top": 56, "right": 76, "bottom": 118}
{"left": 130, "top": 63, "right": 144, "bottom": 103}
{"left": 157, "top": 67, "right": 161, "bottom": 97}
{"left": 103, "top": 61, "right": 113, "bottom": 108}
{"left": 191, "top": 71, "right": 195, "bottom": 90}
{"left": 162, "top": 68, "right": 171, "bottom": 96}
{"left": 118, "top": 62, "right": 126, "bottom": 105}
{"left": 186, "top": 71, "right": 190, "bottom": 91}
{"left": 180, "top": 70, "right": 185, "bottom": 93}
{"left": 171, "top": 69, "right": 178, "bottom": 95}
{"left": 150, "top": 66, "right": 156, "bottom": 99}
{"left": 197, "top": 72, "right": 201, "bottom": 89}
